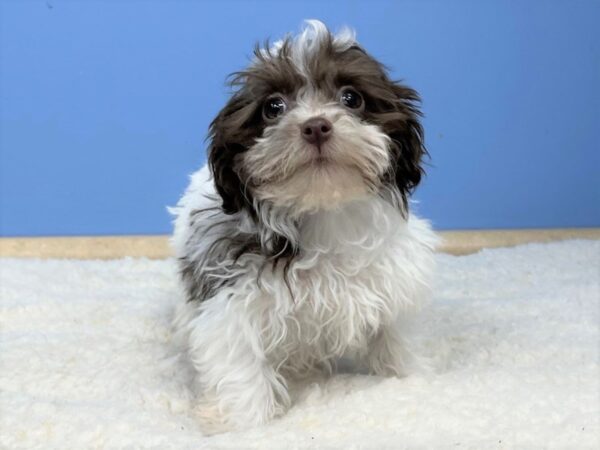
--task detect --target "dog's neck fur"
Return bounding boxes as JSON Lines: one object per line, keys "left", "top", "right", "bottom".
{"left": 252, "top": 193, "right": 403, "bottom": 260}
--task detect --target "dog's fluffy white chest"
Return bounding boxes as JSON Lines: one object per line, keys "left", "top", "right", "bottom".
{"left": 239, "top": 198, "right": 436, "bottom": 366}
{"left": 171, "top": 166, "right": 436, "bottom": 374}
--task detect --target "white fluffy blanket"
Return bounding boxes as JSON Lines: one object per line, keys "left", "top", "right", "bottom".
{"left": 1, "top": 240, "right": 599, "bottom": 449}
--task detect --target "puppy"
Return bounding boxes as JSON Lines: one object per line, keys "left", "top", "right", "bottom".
{"left": 171, "top": 20, "right": 437, "bottom": 432}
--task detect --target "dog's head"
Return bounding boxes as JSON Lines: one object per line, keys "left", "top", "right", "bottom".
{"left": 209, "top": 20, "right": 426, "bottom": 217}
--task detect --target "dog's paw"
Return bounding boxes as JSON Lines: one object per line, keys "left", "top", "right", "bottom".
{"left": 192, "top": 401, "right": 232, "bottom": 435}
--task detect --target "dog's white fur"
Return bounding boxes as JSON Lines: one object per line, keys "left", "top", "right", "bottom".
{"left": 171, "top": 167, "right": 437, "bottom": 431}
{"left": 170, "top": 21, "right": 438, "bottom": 432}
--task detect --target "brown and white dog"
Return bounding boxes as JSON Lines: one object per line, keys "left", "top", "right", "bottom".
{"left": 171, "top": 20, "right": 437, "bottom": 432}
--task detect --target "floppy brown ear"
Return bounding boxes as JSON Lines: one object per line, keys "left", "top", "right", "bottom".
{"left": 208, "top": 92, "right": 259, "bottom": 215}
{"left": 209, "top": 142, "right": 247, "bottom": 215}
{"left": 386, "top": 83, "right": 427, "bottom": 205}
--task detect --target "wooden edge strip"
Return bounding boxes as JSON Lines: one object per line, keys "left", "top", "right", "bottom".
{"left": 437, "top": 228, "right": 600, "bottom": 255}
{"left": 0, "top": 236, "right": 171, "bottom": 260}
{"left": 0, "top": 229, "right": 599, "bottom": 259}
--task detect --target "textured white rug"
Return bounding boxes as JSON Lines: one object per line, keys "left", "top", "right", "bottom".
{"left": 1, "top": 240, "right": 599, "bottom": 449}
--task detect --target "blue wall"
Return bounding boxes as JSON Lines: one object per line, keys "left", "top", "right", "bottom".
{"left": 1, "top": 0, "right": 598, "bottom": 236}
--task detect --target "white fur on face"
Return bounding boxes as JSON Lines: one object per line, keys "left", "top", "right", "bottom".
{"left": 243, "top": 93, "right": 391, "bottom": 214}
{"left": 242, "top": 20, "right": 392, "bottom": 214}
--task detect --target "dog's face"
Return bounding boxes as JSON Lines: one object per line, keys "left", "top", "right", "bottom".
{"left": 209, "top": 21, "right": 425, "bottom": 216}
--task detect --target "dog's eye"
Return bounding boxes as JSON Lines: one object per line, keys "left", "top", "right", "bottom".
{"left": 340, "top": 88, "right": 363, "bottom": 109}
{"left": 263, "top": 96, "right": 287, "bottom": 120}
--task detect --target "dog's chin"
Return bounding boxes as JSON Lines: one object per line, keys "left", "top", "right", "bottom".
{"left": 252, "top": 160, "right": 375, "bottom": 214}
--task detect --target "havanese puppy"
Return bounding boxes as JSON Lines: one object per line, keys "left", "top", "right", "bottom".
{"left": 171, "top": 20, "right": 437, "bottom": 432}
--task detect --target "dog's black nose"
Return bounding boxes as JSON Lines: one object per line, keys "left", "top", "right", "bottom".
{"left": 301, "top": 117, "right": 333, "bottom": 147}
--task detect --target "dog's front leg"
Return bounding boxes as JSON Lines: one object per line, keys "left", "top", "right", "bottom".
{"left": 365, "top": 321, "right": 415, "bottom": 378}
{"left": 186, "top": 295, "right": 290, "bottom": 433}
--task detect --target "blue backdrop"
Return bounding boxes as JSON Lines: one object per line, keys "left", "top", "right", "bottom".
{"left": 1, "top": 0, "right": 599, "bottom": 236}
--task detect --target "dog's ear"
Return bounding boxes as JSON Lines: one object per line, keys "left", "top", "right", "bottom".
{"left": 386, "top": 83, "right": 427, "bottom": 207}
{"left": 208, "top": 92, "right": 259, "bottom": 214}
{"left": 209, "top": 140, "right": 246, "bottom": 215}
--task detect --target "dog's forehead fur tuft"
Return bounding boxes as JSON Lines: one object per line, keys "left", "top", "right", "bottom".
{"left": 264, "top": 19, "right": 357, "bottom": 76}
{"left": 238, "top": 20, "right": 390, "bottom": 100}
